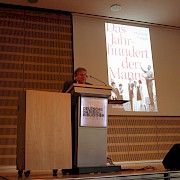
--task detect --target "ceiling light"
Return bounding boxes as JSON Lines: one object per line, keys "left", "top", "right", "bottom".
{"left": 110, "top": 4, "right": 122, "bottom": 11}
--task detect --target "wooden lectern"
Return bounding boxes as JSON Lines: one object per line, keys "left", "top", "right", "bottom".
{"left": 17, "top": 90, "right": 72, "bottom": 177}
{"left": 62, "top": 83, "right": 121, "bottom": 174}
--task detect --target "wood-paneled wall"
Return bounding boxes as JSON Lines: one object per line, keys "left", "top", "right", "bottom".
{"left": 108, "top": 116, "right": 180, "bottom": 163}
{"left": 0, "top": 5, "right": 73, "bottom": 167}
{"left": 0, "top": 5, "right": 180, "bottom": 168}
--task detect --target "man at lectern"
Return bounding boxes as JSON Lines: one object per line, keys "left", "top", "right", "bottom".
{"left": 62, "top": 67, "right": 92, "bottom": 168}
{"left": 62, "top": 67, "right": 91, "bottom": 92}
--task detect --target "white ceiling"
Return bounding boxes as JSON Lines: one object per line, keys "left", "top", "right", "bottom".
{"left": 0, "top": 0, "right": 180, "bottom": 28}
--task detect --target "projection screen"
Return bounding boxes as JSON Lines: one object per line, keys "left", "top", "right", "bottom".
{"left": 72, "top": 14, "right": 180, "bottom": 116}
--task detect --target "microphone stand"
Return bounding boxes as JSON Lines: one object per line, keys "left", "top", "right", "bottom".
{"left": 89, "top": 75, "right": 107, "bottom": 86}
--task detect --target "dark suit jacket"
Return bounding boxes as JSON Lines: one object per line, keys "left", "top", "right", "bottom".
{"left": 62, "top": 80, "right": 76, "bottom": 93}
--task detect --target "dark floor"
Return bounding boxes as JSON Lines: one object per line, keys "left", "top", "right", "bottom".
{"left": 0, "top": 163, "right": 180, "bottom": 180}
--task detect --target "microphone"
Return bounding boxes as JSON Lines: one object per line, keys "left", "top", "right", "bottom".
{"left": 89, "top": 75, "right": 107, "bottom": 86}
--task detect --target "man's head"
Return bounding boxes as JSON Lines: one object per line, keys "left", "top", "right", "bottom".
{"left": 147, "top": 65, "right": 151, "bottom": 70}
{"left": 111, "top": 81, "right": 115, "bottom": 87}
{"left": 74, "top": 67, "right": 87, "bottom": 84}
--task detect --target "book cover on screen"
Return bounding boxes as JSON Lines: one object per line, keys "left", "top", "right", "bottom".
{"left": 105, "top": 23, "right": 158, "bottom": 112}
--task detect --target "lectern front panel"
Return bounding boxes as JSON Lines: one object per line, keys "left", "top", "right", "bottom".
{"left": 80, "top": 97, "right": 108, "bottom": 127}
{"left": 77, "top": 127, "right": 107, "bottom": 167}
{"left": 77, "top": 96, "right": 108, "bottom": 167}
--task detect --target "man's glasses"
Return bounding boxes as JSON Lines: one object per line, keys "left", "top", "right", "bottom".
{"left": 78, "top": 73, "right": 88, "bottom": 77}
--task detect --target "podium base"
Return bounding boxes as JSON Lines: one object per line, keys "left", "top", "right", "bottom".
{"left": 62, "top": 165, "right": 121, "bottom": 175}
